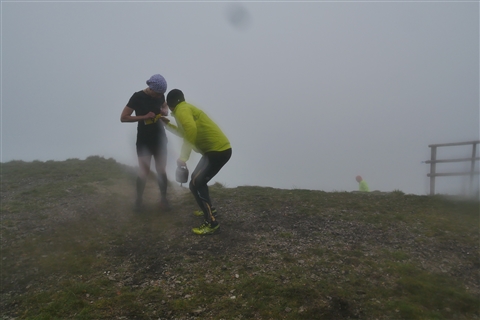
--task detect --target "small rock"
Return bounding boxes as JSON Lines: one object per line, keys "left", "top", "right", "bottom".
{"left": 192, "top": 308, "right": 204, "bottom": 315}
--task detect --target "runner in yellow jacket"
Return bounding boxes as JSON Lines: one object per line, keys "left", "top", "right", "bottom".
{"left": 356, "top": 175, "right": 370, "bottom": 192}
{"left": 163, "top": 89, "right": 232, "bottom": 235}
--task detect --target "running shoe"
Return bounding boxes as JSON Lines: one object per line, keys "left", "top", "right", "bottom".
{"left": 192, "top": 222, "right": 219, "bottom": 235}
{"left": 193, "top": 207, "right": 217, "bottom": 217}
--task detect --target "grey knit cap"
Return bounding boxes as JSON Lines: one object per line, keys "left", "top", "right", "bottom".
{"left": 146, "top": 74, "right": 167, "bottom": 94}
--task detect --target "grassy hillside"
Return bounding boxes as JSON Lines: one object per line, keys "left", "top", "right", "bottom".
{"left": 1, "top": 156, "right": 479, "bottom": 320}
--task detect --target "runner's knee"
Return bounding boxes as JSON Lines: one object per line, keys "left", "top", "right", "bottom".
{"left": 189, "top": 180, "right": 196, "bottom": 193}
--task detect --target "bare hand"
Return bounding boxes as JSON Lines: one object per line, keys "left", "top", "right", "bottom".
{"left": 177, "top": 159, "right": 187, "bottom": 167}
{"left": 159, "top": 117, "right": 170, "bottom": 124}
{"left": 145, "top": 112, "right": 156, "bottom": 120}
{"left": 160, "top": 102, "right": 169, "bottom": 116}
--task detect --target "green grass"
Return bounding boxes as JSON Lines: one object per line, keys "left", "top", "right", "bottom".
{"left": 387, "top": 263, "right": 479, "bottom": 319}
{"left": 2, "top": 156, "right": 133, "bottom": 214}
{"left": 1, "top": 157, "right": 479, "bottom": 320}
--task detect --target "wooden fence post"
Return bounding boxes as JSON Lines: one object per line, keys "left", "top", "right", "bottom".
{"left": 426, "top": 140, "right": 479, "bottom": 196}
{"left": 471, "top": 143, "right": 477, "bottom": 195}
{"left": 429, "top": 146, "right": 437, "bottom": 195}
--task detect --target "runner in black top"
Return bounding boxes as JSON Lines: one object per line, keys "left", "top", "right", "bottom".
{"left": 120, "top": 74, "right": 170, "bottom": 211}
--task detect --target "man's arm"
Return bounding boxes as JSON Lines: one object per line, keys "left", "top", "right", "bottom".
{"left": 176, "top": 108, "right": 197, "bottom": 162}
{"left": 120, "top": 106, "right": 154, "bottom": 122}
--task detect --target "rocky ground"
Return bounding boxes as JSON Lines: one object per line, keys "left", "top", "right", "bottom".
{"left": 1, "top": 170, "right": 479, "bottom": 319}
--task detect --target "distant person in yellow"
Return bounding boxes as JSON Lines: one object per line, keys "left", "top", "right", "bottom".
{"left": 162, "top": 89, "right": 232, "bottom": 235}
{"left": 356, "top": 175, "right": 370, "bottom": 192}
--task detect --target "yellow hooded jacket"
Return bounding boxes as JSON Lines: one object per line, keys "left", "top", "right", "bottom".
{"left": 359, "top": 180, "right": 370, "bottom": 192}
{"left": 166, "top": 101, "right": 231, "bottom": 162}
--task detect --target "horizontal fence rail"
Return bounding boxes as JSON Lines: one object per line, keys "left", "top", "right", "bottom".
{"left": 426, "top": 140, "right": 480, "bottom": 195}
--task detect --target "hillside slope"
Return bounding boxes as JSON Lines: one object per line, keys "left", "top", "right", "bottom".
{"left": 1, "top": 157, "right": 479, "bottom": 319}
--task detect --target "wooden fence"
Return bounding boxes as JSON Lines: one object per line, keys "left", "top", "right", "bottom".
{"left": 425, "top": 140, "right": 480, "bottom": 195}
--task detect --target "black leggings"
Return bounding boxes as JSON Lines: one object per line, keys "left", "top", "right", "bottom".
{"left": 189, "top": 148, "right": 232, "bottom": 223}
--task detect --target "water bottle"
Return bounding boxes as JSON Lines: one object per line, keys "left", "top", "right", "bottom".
{"left": 175, "top": 165, "right": 189, "bottom": 184}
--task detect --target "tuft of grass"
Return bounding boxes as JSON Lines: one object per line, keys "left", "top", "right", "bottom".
{"left": 211, "top": 181, "right": 226, "bottom": 188}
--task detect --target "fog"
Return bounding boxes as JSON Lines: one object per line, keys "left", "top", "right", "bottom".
{"left": 2, "top": 1, "right": 479, "bottom": 196}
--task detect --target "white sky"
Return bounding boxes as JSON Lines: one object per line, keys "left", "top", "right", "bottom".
{"left": 2, "top": 1, "right": 479, "bottom": 196}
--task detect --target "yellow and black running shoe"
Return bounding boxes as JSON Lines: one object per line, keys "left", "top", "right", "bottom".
{"left": 192, "top": 221, "right": 219, "bottom": 235}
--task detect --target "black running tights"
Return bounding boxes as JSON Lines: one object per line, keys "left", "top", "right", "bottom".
{"left": 189, "top": 149, "right": 232, "bottom": 223}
